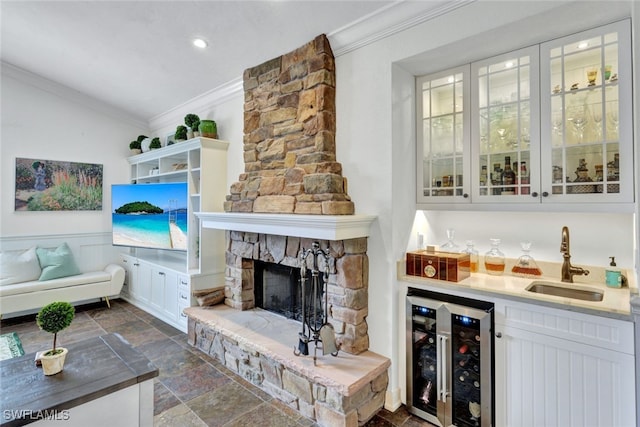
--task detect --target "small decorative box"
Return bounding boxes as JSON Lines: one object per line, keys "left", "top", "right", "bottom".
{"left": 406, "top": 250, "right": 471, "bottom": 283}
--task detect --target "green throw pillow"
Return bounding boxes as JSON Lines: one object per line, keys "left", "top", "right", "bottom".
{"left": 36, "top": 243, "right": 81, "bottom": 281}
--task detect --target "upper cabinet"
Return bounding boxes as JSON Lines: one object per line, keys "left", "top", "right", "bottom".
{"left": 540, "top": 20, "right": 632, "bottom": 203}
{"left": 416, "top": 66, "right": 471, "bottom": 204}
{"left": 416, "top": 19, "right": 633, "bottom": 210}
{"left": 471, "top": 46, "right": 540, "bottom": 204}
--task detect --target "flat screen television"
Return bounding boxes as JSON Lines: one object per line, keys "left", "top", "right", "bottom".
{"left": 111, "top": 183, "right": 188, "bottom": 251}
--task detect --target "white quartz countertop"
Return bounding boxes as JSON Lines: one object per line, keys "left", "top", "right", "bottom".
{"left": 398, "top": 260, "right": 635, "bottom": 320}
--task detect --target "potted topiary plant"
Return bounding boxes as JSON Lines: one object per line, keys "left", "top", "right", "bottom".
{"left": 129, "top": 140, "right": 142, "bottom": 154}
{"left": 174, "top": 125, "right": 188, "bottom": 142}
{"left": 149, "top": 137, "right": 161, "bottom": 150}
{"left": 36, "top": 301, "right": 75, "bottom": 375}
{"left": 184, "top": 114, "right": 200, "bottom": 139}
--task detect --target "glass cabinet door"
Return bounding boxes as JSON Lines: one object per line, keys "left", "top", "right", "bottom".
{"left": 540, "top": 20, "right": 632, "bottom": 202}
{"left": 416, "top": 66, "right": 470, "bottom": 204}
{"left": 471, "top": 46, "right": 540, "bottom": 203}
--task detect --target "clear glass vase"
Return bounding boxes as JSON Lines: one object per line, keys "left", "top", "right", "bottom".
{"left": 484, "top": 238, "right": 505, "bottom": 275}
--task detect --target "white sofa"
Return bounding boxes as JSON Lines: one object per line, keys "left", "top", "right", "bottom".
{"left": 0, "top": 234, "right": 125, "bottom": 318}
{"left": 0, "top": 264, "right": 124, "bottom": 317}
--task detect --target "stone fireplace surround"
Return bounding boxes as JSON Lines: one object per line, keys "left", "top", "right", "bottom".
{"left": 187, "top": 34, "right": 390, "bottom": 426}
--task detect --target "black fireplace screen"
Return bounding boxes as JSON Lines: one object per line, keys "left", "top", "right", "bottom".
{"left": 254, "top": 261, "right": 321, "bottom": 323}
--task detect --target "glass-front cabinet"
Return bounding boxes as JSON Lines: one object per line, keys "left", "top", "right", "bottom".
{"left": 416, "top": 19, "right": 632, "bottom": 208}
{"left": 471, "top": 46, "right": 540, "bottom": 203}
{"left": 416, "top": 66, "right": 470, "bottom": 204}
{"left": 540, "top": 20, "right": 632, "bottom": 202}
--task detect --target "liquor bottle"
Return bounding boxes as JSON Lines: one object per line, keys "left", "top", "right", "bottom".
{"left": 501, "top": 156, "right": 516, "bottom": 195}
{"left": 491, "top": 163, "right": 502, "bottom": 195}
{"left": 520, "top": 161, "right": 530, "bottom": 194}
{"left": 479, "top": 165, "right": 488, "bottom": 186}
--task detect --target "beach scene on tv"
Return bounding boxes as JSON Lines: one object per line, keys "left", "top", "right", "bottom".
{"left": 112, "top": 183, "right": 188, "bottom": 251}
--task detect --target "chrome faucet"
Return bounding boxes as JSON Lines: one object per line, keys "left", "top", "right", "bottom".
{"left": 560, "top": 226, "right": 590, "bottom": 283}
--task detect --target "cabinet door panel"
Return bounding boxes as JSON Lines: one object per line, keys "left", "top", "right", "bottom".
{"left": 540, "top": 19, "right": 632, "bottom": 203}
{"left": 163, "top": 272, "right": 178, "bottom": 321}
{"left": 416, "top": 66, "right": 471, "bottom": 203}
{"left": 498, "top": 325, "right": 635, "bottom": 427}
{"left": 471, "top": 45, "right": 540, "bottom": 203}
{"left": 150, "top": 268, "right": 166, "bottom": 311}
{"left": 136, "top": 262, "right": 152, "bottom": 304}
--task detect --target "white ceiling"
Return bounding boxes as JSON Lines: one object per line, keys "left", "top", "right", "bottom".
{"left": 1, "top": 0, "right": 403, "bottom": 123}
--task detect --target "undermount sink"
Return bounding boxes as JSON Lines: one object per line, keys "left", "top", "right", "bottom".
{"left": 525, "top": 281, "right": 604, "bottom": 302}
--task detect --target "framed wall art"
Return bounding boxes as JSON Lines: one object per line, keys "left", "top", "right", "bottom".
{"left": 14, "top": 158, "right": 103, "bottom": 211}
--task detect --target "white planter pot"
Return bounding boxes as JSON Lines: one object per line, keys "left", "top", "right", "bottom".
{"left": 40, "top": 347, "right": 68, "bottom": 375}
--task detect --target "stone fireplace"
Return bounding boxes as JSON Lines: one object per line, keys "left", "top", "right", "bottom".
{"left": 188, "top": 34, "right": 389, "bottom": 426}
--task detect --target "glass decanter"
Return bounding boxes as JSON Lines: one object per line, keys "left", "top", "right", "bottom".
{"left": 484, "top": 238, "right": 505, "bottom": 275}
{"left": 511, "top": 241, "right": 542, "bottom": 277}
{"left": 440, "top": 228, "right": 460, "bottom": 253}
{"left": 462, "top": 240, "right": 479, "bottom": 273}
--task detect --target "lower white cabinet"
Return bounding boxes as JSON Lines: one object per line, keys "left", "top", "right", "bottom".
{"left": 119, "top": 254, "right": 203, "bottom": 332}
{"left": 494, "top": 299, "right": 636, "bottom": 427}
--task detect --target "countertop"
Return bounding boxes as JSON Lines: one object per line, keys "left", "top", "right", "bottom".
{"left": 0, "top": 333, "right": 158, "bottom": 426}
{"left": 398, "top": 259, "right": 635, "bottom": 320}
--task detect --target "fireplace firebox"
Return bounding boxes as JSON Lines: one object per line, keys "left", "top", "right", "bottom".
{"left": 254, "top": 261, "right": 322, "bottom": 325}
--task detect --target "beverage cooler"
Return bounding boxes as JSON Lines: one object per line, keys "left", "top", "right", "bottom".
{"left": 406, "top": 288, "right": 494, "bottom": 427}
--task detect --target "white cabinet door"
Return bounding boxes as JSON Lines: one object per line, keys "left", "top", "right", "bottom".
{"left": 416, "top": 65, "right": 471, "bottom": 205}
{"left": 135, "top": 261, "right": 152, "bottom": 304}
{"left": 149, "top": 267, "right": 166, "bottom": 312}
{"left": 494, "top": 298, "right": 635, "bottom": 427}
{"left": 539, "top": 19, "right": 632, "bottom": 203}
{"left": 162, "top": 271, "right": 178, "bottom": 322}
{"left": 495, "top": 324, "right": 635, "bottom": 427}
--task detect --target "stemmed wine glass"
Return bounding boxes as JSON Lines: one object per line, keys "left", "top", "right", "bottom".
{"left": 591, "top": 105, "right": 603, "bottom": 139}
{"left": 607, "top": 107, "right": 619, "bottom": 135}
{"left": 568, "top": 106, "right": 588, "bottom": 143}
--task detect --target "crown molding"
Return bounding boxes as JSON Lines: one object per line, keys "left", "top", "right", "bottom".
{"left": 148, "top": 1, "right": 476, "bottom": 129}
{"left": 328, "top": 0, "right": 477, "bottom": 57}
{"left": 147, "top": 76, "right": 243, "bottom": 132}
{"left": 1, "top": 61, "right": 148, "bottom": 130}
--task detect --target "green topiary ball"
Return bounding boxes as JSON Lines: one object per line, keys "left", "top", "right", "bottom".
{"left": 37, "top": 301, "right": 75, "bottom": 335}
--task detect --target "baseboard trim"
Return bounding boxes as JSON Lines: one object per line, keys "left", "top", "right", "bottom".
{"left": 384, "top": 387, "right": 402, "bottom": 412}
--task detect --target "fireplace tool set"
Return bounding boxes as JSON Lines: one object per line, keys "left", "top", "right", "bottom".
{"left": 294, "top": 241, "right": 339, "bottom": 364}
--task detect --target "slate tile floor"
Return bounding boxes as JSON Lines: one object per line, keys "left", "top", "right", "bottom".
{"left": 1, "top": 299, "right": 435, "bottom": 427}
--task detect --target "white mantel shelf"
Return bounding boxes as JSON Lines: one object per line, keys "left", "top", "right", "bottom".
{"left": 195, "top": 212, "right": 377, "bottom": 241}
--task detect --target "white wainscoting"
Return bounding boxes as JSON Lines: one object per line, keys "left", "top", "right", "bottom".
{"left": 1, "top": 232, "right": 120, "bottom": 274}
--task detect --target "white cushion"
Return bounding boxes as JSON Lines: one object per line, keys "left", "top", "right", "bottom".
{"left": 0, "top": 271, "right": 111, "bottom": 297}
{"left": 0, "top": 247, "right": 42, "bottom": 286}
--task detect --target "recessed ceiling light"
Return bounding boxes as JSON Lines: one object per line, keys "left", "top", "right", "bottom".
{"left": 193, "top": 38, "right": 208, "bottom": 49}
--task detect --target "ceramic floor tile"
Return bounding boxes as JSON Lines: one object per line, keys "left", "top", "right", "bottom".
{"left": 186, "top": 381, "right": 264, "bottom": 427}
{"left": 88, "top": 305, "right": 140, "bottom": 329}
{"left": 160, "top": 362, "right": 232, "bottom": 402}
{"left": 153, "top": 379, "right": 181, "bottom": 416}
{"left": 375, "top": 407, "right": 413, "bottom": 426}
{"left": 102, "top": 319, "right": 168, "bottom": 347}
{"left": 150, "top": 345, "right": 206, "bottom": 379}
{"left": 153, "top": 403, "right": 207, "bottom": 427}
{"left": 223, "top": 401, "right": 303, "bottom": 427}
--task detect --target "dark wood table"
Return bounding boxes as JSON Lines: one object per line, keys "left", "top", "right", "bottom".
{"left": 0, "top": 333, "right": 158, "bottom": 426}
